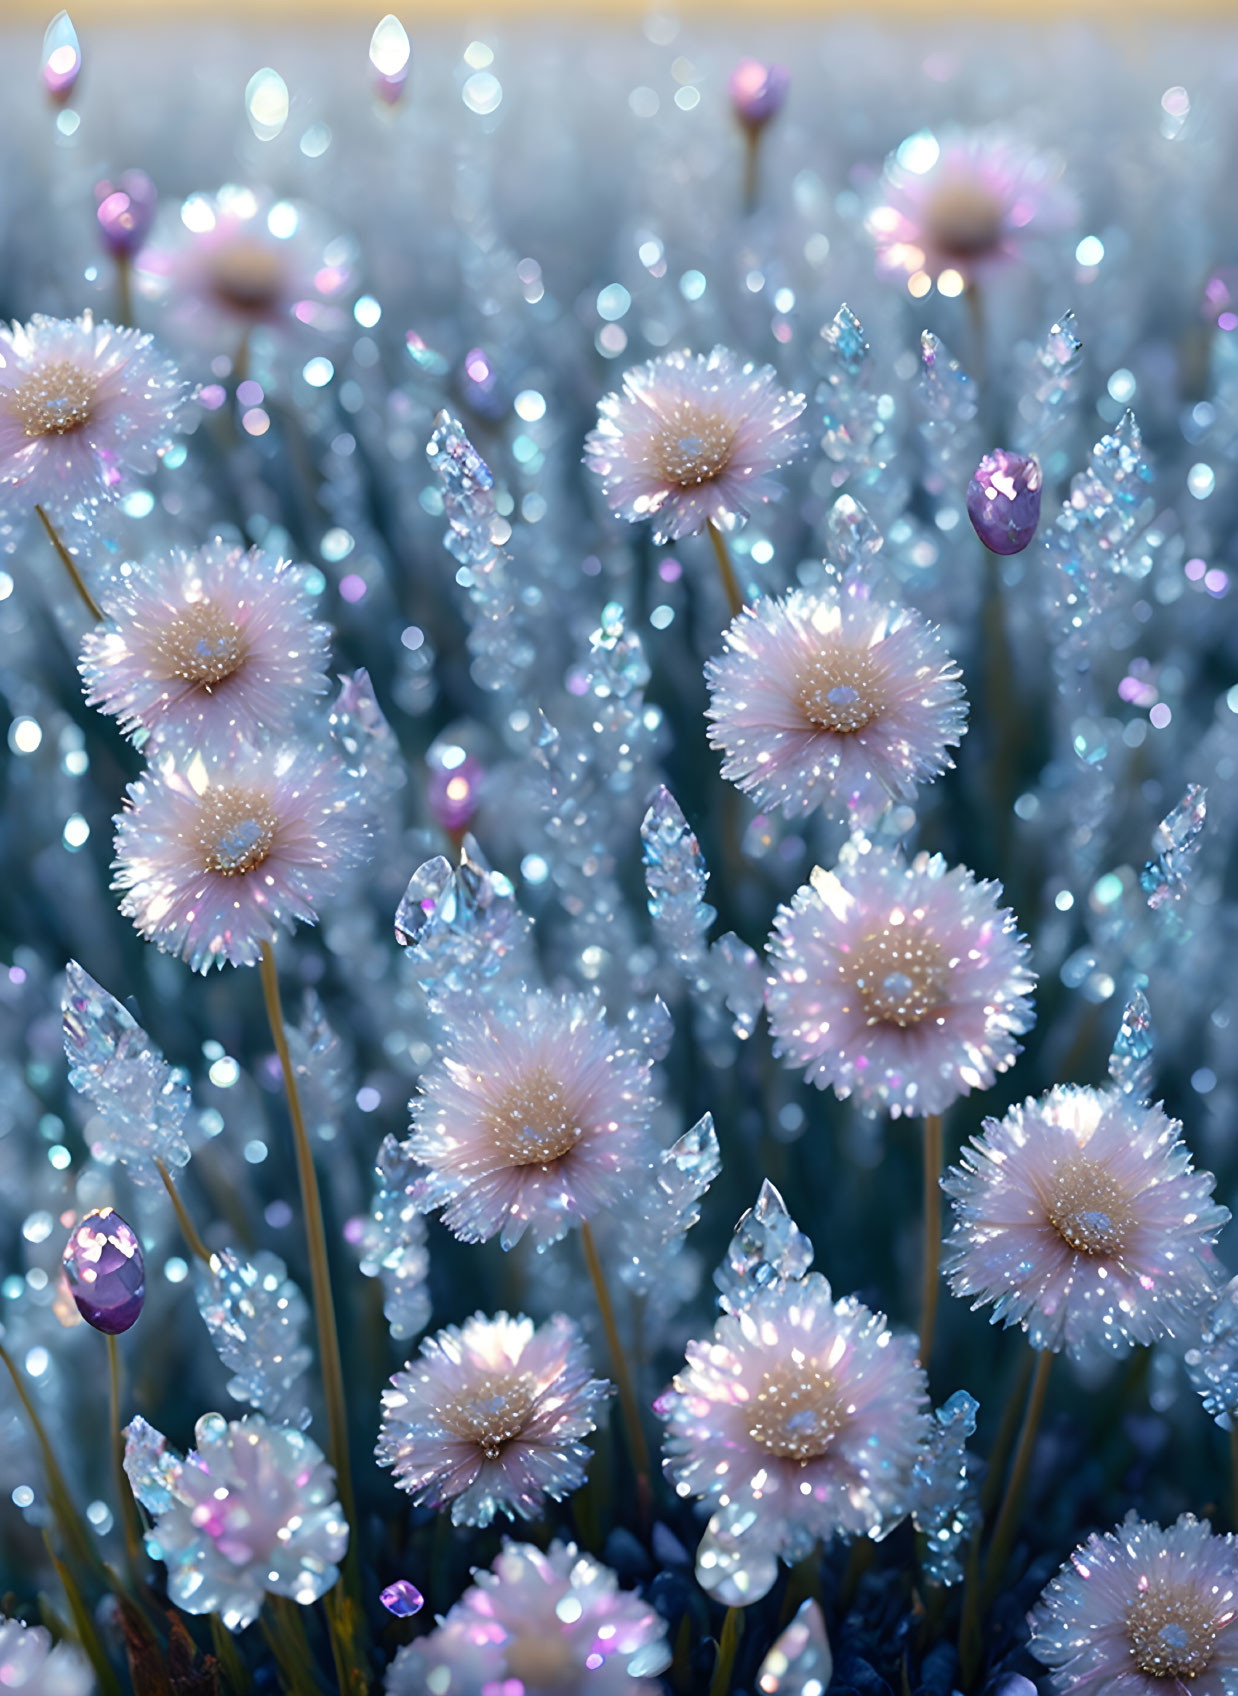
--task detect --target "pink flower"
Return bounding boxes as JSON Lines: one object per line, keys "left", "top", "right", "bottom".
{"left": 766, "top": 845, "right": 1035, "bottom": 1118}
{"left": 0, "top": 313, "right": 192, "bottom": 541}
{"left": 705, "top": 588, "right": 966, "bottom": 824}
{"left": 866, "top": 129, "right": 1076, "bottom": 288}
{"left": 376, "top": 1312, "right": 609, "bottom": 1527}
{"left": 80, "top": 539, "right": 332, "bottom": 754}
{"left": 135, "top": 185, "right": 354, "bottom": 358}
{"left": 943, "top": 1086, "right": 1228, "bottom": 1362}
{"left": 1029, "top": 1512, "right": 1238, "bottom": 1696}
{"left": 584, "top": 346, "right": 807, "bottom": 543}
{"left": 384, "top": 1540, "right": 672, "bottom": 1696}
{"left": 406, "top": 989, "right": 659, "bottom": 1250}
{"left": 113, "top": 740, "right": 372, "bottom": 973}
{"left": 656, "top": 1272, "right": 930, "bottom": 1561}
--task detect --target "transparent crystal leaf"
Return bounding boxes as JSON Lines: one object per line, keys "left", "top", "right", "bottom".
{"left": 715, "top": 1180, "right": 814, "bottom": 1313}
{"left": 1142, "top": 785, "right": 1207, "bottom": 910}
{"left": 1186, "top": 1276, "right": 1238, "bottom": 1430}
{"left": 695, "top": 1511, "right": 780, "bottom": 1607}
{"left": 909, "top": 1390, "right": 980, "bottom": 1587}
{"left": 756, "top": 1600, "right": 833, "bottom": 1695}
{"left": 195, "top": 1250, "right": 313, "bottom": 1429}
{"left": 123, "top": 1414, "right": 183, "bottom": 1517}
{"left": 356, "top": 1134, "right": 431, "bottom": 1341}
{"left": 1108, "top": 990, "right": 1154, "bottom": 1098}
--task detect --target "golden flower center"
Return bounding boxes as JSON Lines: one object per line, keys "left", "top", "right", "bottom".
{"left": 10, "top": 359, "right": 101, "bottom": 437}
{"left": 208, "top": 240, "right": 287, "bottom": 315}
{"left": 160, "top": 601, "right": 246, "bottom": 687}
{"left": 650, "top": 400, "right": 737, "bottom": 488}
{"left": 193, "top": 784, "right": 278, "bottom": 877}
{"left": 439, "top": 1370, "right": 539, "bottom": 1460}
{"left": 1127, "top": 1583, "right": 1219, "bottom": 1680}
{"left": 746, "top": 1365, "right": 844, "bottom": 1463}
{"left": 924, "top": 180, "right": 1007, "bottom": 261}
{"left": 503, "top": 1632, "right": 582, "bottom": 1692}
{"left": 487, "top": 1064, "right": 584, "bottom": 1167}
{"left": 1044, "top": 1157, "right": 1132, "bottom": 1256}
{"left": 795, "top": 641, "right": 885, "bottom": 735}
{"left": 848, "top": 925, "right": 950, "bottom": 1028}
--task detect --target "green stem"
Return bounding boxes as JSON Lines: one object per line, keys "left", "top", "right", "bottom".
{"left": 106, "top": 1336, "right": 144, "bottom": 1577}
{"left": 740, "top": 126, "right": 760, "bottom": 215}
{"left": 708, "top": 1605, "right": 744, "bottom": 1696}
{"left": 956, "top": 1526, "right": 984, "bottom": 1691}
{"left": 580, "top": 1220, "right": 652, "bottom": 1525}
{"left": 211, "top": 1613, "right": 250, "bottom": 1694}
{"left": 115, "top": 252, "right": 133, "bottom": 328}
{"left": 979, "top": 1349, "right": 1034, "bottom": 1519}
{"left": 42, "top": 1533, "right": 123, "bottom": 1696}
{"left": 155, "top": 1157, "right": 211, "bottom": 1264}
{"left": 982, "top": 1349, "right": 1053, "bottom": 1604}
{"left": 0, "top": 1343, "right": 98, "bottom": 1577}
{"left": 34, "top": 504, "right": 102, "bottom": 621}
{"left": 706, "top": 520, "right": 743, "bottom": 619}
{"left": 919, "top": 1114, "right": 943, "bottom": 1368}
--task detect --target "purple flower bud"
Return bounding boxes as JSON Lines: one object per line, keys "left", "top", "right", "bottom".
{"left": 95, "top": 171, "right": 157, "bottom": 261}
{"left": 426, "top": 749, "right": 483, "bottom": 837}
{"left": 63, "top": 1207, "right": 145, "bottom": 1335}
{"left": 370, "top": 15, "right": 410, "bottom": 108}
{"left": 380, "top": 1579, "right": 425, "bottom": 1618}
{"left": 729, "top": 60, "right": 789, "bottom": 130}
{"left": 967, "top": 449, "right": 1042, "bottom": 555}
{"left": 41, "top": 11, "right": 81, "bottom": 104}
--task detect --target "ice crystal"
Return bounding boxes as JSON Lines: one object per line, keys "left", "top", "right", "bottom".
{"left": 908, "top": 1390, "right": 981, "bottom": 1587}
{"left": 756, "top": 1600, "right": 833, "bottom": 1695}
{"left": 815, "top": 304, "right": 892, "bottom": 482}
{"left": 1108, "top": 990, "right": 1154, "bottom": 1098}
{"left": 1186, "top": 1277, "right": 1238, "bottom": 1431}
{"left": 916, "top": 331, "right": 979, "bottom": 504}
{"left": 329, "top": 667, "right": 403, "bottom": 793}
{"left": 715, "top": 1179, "right": 814, "bottom": 1313}
{"left": 618, "top": 1113, "right": 721, "bottom": 1298}
{"left": 62, "top": 959, "right": 191, "bottom": 1187}
{"left": 1014, "top": 311, "right": 1084, "bottom": 457}
{"left": 357, "top": 1134, "right": 431, "bottom": 1342}
{"left": 395, "top": 835, "right": 534, "bottom": 1009}
{"left": 195, "top": 1249, "right": 313, "bottom": 1430}
{"left": 1142, "top": 785, "right": 1207, "bottom": 910}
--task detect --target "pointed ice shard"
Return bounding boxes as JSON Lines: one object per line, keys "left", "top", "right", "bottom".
{"left": 395, "top": 856, "right": 454, "bottom": 947}
{"left": 195, "top": 1250, "right": 313, "bottom": 1429}
{"left": 695, "top": 1511, "right": 781, "bottom": 1608}
{"left": 1108, "top": 990, "right": 1154, "bottom": 1098}
{"left": 1014, "top": 310, "right": 1084, "bottom": 454}
{"left": 329, "top": 668, "right": 403, "bottom": 791}
{"left": 816, "top": 304, "right": 889, "bottom": 472}
{"left": 396, "top": 837, "right": 533, "bottom": 1005}
{"left": 1186, "top": 1276, "right": 1238, "bottom": 1430}
{"left": 715, "top": 1180, "right": 814, "bottom": 1312}
{"left": 909, "top": 1390, "right": 981, "bottom": 1587}
{"left": 824, "top": 493, "right": 883, "bottom": 576}
{"left": 62, "top": 961, "right": 191, "bottom": 1187}
{"left": 123, "top": 1415, "right": 183, "bottom": 1517}
{"left": 755, "top": 1600, "right": 833, "bottom": 1694}
{"left": 642, "top": 786, "right": 715, "bottom": 968}
{"left": 356, "top": 1135, "right": 431, "bottom": 1341}
{"left": 1142, "top": 785, "right": 1207, "bottom": 909}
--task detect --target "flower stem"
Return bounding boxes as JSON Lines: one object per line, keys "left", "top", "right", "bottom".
{"left": 708, "top": 1605, "right": 744, "bottom": 1696}
{"left": 115, "top": 253, "right": 133, "bottom": 328}
{"left": 919, "top": 1113, "right": 943, "bottom": 1368}
{"left": 257, "top": 940, "right": 368, "bottom": 1692}
{"left": 41, "top": 1532, "right": 124, "bottom": 1696}
{"left": 0, "top": 1342, "right": 99, "bottom": 1579}
{"left": 979, "top": 1349, "right": 1034, "bottom": 1519}
{"left": 982, "top": 1348, "right": 1053, "bottom": 1604}
{"left": 741, "top": 127, "right": 760, "bottom": 215}
{"left": 580, "top": 1219, "right": 652, "bottom": 1525}
{"left": 106, "top": 1336, "right": 144, "bottom": 1577}
{"left": 155, "top": 1158, "right": 211, "bottom": 1265}
{"left": 34, "top": 504, "right": 102, "bottom": 621}
{"left": 706, "top": 520, "right": 744, "bottom": 619}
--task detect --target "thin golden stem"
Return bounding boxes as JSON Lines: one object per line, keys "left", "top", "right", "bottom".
{"left": 580, "top": 1220, "right": 652, "bottom": 1523}
{"left": 155, "top": 1158, "right": 211, "bottom": 1265}
{"left": 919, "top": 1113, "right": 944, "bottom": 1367}
{"left": 706, "top": 520, "right": 744, "bottom": 619}
{"left": 982, "top": 1349, "right": 1053, "bottom": 1604}
{"left": 741, "top": 127, "right": 760, "bottom": 215}
{"left": 106, "top": 1336, "right": 143, "bottom": 1576}
{"left": 41, "top": 1532, "right": 124, "bottom": 1696}
{"left": 979, "top": 1350, "right": 1034, "bottom": 1519}
{"left": 34, "top": 504, "right": 102, "bottom": 621}
{"left": 115, "top": 253, "right": 133, "bottom": 328}
{"left": 0, "top": 1343, "right": 98, "bottom": 1577}
{"left": 708, "top": 1605, "right": 745, "bottom": 1696}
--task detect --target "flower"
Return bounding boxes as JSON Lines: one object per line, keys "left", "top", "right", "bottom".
{"left": 384, "top": 1539, "right": 671, "bottom": 1695}
{"left": 79, "top": 539, "right": 332, "bottom": 753}
{"left": 729, "top": 60, "right": 790, "bottom": 130}
{"left": 655, "top": 1272, "right": 930, "bottom": 1563}
{"left": 0, "top": 1617, "right": 93, "bottom": 1694}
{"left": 584, "top": 346, "right": 807, "bottom": 543}
{"left": 113, "top": 739, "right": 372, "bottom": 972}
{"left": 376, "top": 1311, "right": 609, "bottom": 1526}
{"left": 406, "top": 988, "right": 659, "bottom": 1250}
{"left": 0, "top": 312, "right": 192, "bottom": 540}
{"left": 942, "top": 1086, "right": 1228, "bottom": 1361}
{"left": 123, "top": 1412, "right": 348, "bottom": 1632}
{"left": 866, "top": 128, "right": 1076, "bottom": 287}
{"left": 1029, "top": 1512, "right": 1238, "bottom": 1696}
{"left": 705, "top": 588, "right": 966, "bottom": 824}
{"left": 135, "top": 184, "right": 354, "bottom": 358}
{"left": 766, "top": 845, "right": 1035, "bottom": 1118}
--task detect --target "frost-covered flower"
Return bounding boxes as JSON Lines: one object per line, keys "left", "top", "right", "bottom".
{"left": 0, "top": 1617, "right": 93, "bottom": 1694}
{"left": 113, "top": 740, "right": 372, "bottom": 972}
{"left": 136, "top": 184, "right": 354, "bottom": 357}
{"left": 1029, "top": 1512, "right": 1238, "bottom": 1696}
{"left": 377, "top": 1311, "right": 609, "bottom": 1526}
{"left": 123, "top": 1412, "right": 348, "bottom": 1632}
{"left": 943, "top": 1086, "right": 1228, "bottom": 1361}
{"left": 384, "top": 1540, "right": 671, "bottom": 1695}
{"left": 766, "top": 846, "right": 1034, "bottom": 1118}
{"left": 0, "top": 312, "right": 192, "bottom": 538}
{"left": 705, "top": 588, "right": 966, "bottom": 823}
{"left": 406, "top": 989, "right": 659, "bottom": 1250}
{"left": 866, "top": 129, "right": 1076, "bottom": 288}
{"left": 80, "top": 540, "right": 332, "bottom": 753}
{"left": 584, "top": 346, "right": 807, "bottom": 543}
{"left": 656, "top": 1272, "right": 930, "bottom": 1561}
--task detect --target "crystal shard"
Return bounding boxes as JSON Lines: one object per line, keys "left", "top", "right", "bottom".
{"left": 715, "top": 1180, "right": 814, "bottom": 1313}
{"left": 195, "top": 1249, "right": 313, "bottom": 1430}
{"left": 1186, "top": 1276, "right": 1238, "bottom": 1429}
{"left": 1108, "top": 990, "right": 1154, "bottom": 1098}
{"left": 909, "top": 1390, "right": 980, "bottom": 1587}
{"left": 1142, "top": 785, "right": 1207, "bottom": 909}
{"left": 396, "top": 836, "right": 533, "bottom": 1007}
{"left": 756, "top": 1600, "right": 833, "bottom": 1695}
{"left": 357, "top": 1135, "right": 431, "bottom": 1341}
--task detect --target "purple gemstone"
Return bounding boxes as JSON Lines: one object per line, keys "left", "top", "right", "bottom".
{"left": 967, "top": 449, "right": 1043, "bottom": 555}
{"left": 426, "top": 753, "right": 483, "bottom": 836}
{"left": 380, "top": 1580, "right": 425, "bottom": 1619}
{"left": 729, "top": 60, "right": 789, "bottom": 129}
{"left": 63, "top": 1208, "right": 145, "bottom": 1335}
{"left": 95, "top": 172, "right": 157, "bottom": 261}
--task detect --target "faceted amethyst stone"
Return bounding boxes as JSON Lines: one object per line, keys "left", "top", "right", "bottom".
{"left": 729, "top": 60, "right": 789, "bottom": 130}
{"left": 380, "top": 1580, "right": 424, "bottom": 1618}
{"left": 967, "top": 449, "right": 1043, "bottom": 555}
{"left": 63, "top": 1208, "right": 145, "bottom": 1334}
{"left": 95, "top": 172, "right": 157, "bottom": 261}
